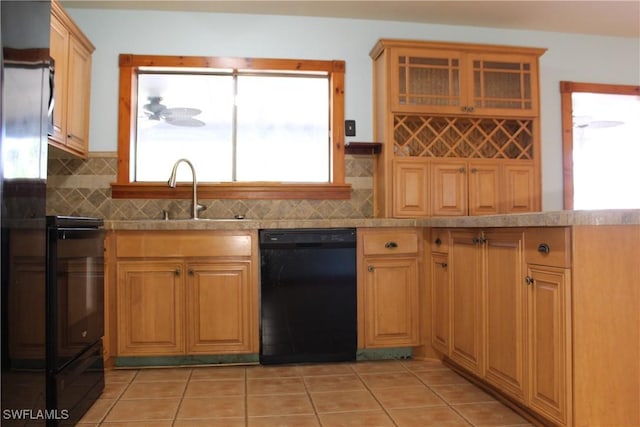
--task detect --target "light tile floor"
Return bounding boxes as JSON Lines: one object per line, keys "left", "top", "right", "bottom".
{"left": 78, "top": 359, "right": 534, "bottom": 426}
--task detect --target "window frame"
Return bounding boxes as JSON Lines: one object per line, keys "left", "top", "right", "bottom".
{"left": 113, "top": 54, "right": 350, "bottom": 200}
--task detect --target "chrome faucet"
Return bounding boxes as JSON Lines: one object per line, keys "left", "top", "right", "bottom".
{"left": 167, "top": 158, "right": 206, "bottom": 219}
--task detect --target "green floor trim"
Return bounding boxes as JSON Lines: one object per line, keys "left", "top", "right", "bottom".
{"left": 356, "top": 347, "right": 412, "bottom": 361}
{"left": 115, "top": 353, "right": 259, "bottom": 368}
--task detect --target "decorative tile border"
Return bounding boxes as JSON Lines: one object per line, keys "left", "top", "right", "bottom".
{"left": 46, "top": 151, "right": 375, "bottom": 219}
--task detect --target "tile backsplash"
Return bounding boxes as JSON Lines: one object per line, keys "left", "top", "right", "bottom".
{"left": 46, "top": 150, "right": 374, "bottom": 220}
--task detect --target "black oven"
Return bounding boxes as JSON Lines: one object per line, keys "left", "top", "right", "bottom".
{"left": 46, "top": 216, "right": 105, "bottom": 425}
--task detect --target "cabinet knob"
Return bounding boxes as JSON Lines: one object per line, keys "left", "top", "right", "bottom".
{"left": 188, "top": 269, "right": 194, "bottom": 276}
{"left": 525, "top": 276, "right": 534, "bottom": 285}
{"left": 458, "top": 167, "right": 466, "bottom": 173}
{"left": 174, "top": 268, "right": 181, "bottom": 276}
{"left": 384, "top": 241, "right": 398, "bottom": 249}
{"left": 471, "top": 168, "right": 478, "bottom": 173}
{"left": 435, "top": 237, "right": 442, "bottom": 245}
{"left": 461, "top": 106, "right": 468, "bottom": 112}
{"left": 537, "top": 243, "right": 550, "bottom": 254}
{"left": 439, "top": 262, "right": 448, "bottom": 268}
{"left": 467, "top": 106, "right": 475, "bottom": 112}
{"left": 367, "top": 265, "right": 375, "bottom": 272}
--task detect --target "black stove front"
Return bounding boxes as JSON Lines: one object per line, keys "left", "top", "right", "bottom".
{"left": 45, "top": 216, "right": 105, "bottom": 425}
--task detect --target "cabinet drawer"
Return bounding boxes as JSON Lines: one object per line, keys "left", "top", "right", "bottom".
{"left": 362, "top": 230, "right": 418, "bottom": 255}
{"left": 116, "top": 231, "right": 252, "bottom": 258}
{"left": 525, "top": 227, "right": 570, "bottom": 268}
{"left": 431, "top": 229, "right": 449, "bottom": 253}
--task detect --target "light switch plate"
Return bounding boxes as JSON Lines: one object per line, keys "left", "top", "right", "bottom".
{"left": 345, "top": 120, "right": 356, "bottom": 137}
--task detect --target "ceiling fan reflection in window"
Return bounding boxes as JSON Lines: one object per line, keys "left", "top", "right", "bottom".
{"left": 572, "top": 115, "right": 624, "bottom": 129}
{"left": 142, "top": 96, "right": 205, "bottom": 127}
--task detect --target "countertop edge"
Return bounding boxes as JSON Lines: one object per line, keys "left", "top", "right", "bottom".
{"left": 104, "top": 210, "right": 640, "bottom": 230}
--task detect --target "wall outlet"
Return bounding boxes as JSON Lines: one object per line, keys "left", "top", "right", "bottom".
{"left": 345, "top": 120, "right": 356, "bottom": 137}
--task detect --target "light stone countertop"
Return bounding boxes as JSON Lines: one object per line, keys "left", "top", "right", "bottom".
{"left": 104, "top": 209, "right": 640, "bottom": 230}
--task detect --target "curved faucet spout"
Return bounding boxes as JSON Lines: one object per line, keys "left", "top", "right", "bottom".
{"left": 167, "top": 158, "right": 204, "bottom": 219}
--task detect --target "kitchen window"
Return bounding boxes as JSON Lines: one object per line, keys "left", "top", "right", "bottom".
{"left": 113, "top": 54, "right": 349, "bottom": 200}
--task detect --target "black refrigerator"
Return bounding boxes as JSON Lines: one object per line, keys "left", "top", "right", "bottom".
{"left": 2, "top": 4, "right": 105, "bottom": 424}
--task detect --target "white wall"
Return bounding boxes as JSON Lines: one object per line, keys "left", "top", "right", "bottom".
{"left": 67, "top": 8, "right": 640, "bottom": 211}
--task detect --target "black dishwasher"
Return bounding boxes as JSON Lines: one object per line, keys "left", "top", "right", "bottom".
{"left": 259, "top": 228, "right": 357, "bottom": 365}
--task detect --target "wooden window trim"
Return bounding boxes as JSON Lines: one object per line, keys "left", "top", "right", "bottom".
{"left": 560, "top": 81, "right": 640, "bottom": 209}
{"left": 113, "top": 54, "right": 350, "bottom": 200}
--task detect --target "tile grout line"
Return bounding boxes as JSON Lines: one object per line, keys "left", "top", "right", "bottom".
{"left": 171, "top": 368, "right": 194, "bottom": 427}
{"left": 99, "top": 368, "right": 139, "bottom": 426}
{"left": 351, "top": 362, "right": 402, "bottom": 427}
{"left": 301, "top": 369, "right": 326, "bottom": 427}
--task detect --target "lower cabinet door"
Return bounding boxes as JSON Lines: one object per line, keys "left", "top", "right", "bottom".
{"left": 449, "top": 230, "right": 483, "bottom": 374}
{"left": 363, "top": 257, "right": 419, "bottom": 348}
{"left": 527, "top": 265, "right": 571, "bottom": 426}
{"left": 483, "top": 231, "right": 526, "bottom": 402}
{"left": 185, "top": 261, "right": 254, "bottom": 354}
{"left": 431, "top": 252, "right": 450, "bottom": 355}
{"left": 117, "top": 261, "right": 185, "bottom": 356}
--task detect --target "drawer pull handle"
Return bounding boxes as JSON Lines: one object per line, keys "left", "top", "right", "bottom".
{"left": 384, "top": 241, "right": 398, "bottom": 249}
{"left": 537, "top": 243, "right": 550, "bottom": 254}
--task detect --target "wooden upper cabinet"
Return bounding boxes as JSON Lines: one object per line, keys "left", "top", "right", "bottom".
{"left": 370, "top": 39, "right": 544, "bottom": 218}
{"left": 49, "top": 13, "right": 69, "bottom": 145}
{"left": 49, "top": 0, "right": 94, "bottom": 158}
{"left": 376, "top": 41, "right": 545, "bottom": 117}
{"left": 391, "top": 48, "right": 463, "bottom": 115}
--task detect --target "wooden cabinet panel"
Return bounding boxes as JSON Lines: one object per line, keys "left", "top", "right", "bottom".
{"left": 363, "top": 257, "right": 420, "bottom": 347}
{"left": 527, "top": 265, "right": 570, "bottom": 426}
{"left": 430, "top": 252, "right": 450, "bottom": 355}
{"left": 572, "top": 225, "right": 639, "bottom": 427}
{"left": 504, "top": 164, "right": 537, "bottom": 213}
{"left": 49, "top": 13, "right": 69, "bottom": 144}
{"left": 113, "top": 231, "right": 258, "bottom": 358}
{"left": 117, "top": 261, "right": 184, "bottom": 355}
{"left": 116, "top": 231, "right": 252, "bottom": 258}
{"left": 431, "top": 161, "right": 467, "bottom": 216}
{"left": 380, "top": 42, "right": 543, "bottom": 117}
{"left": 186, "top": 262, "right": 253, "bottom": 354}
{"left": 362, "top": 230, "right": 418, "bottom": 256}
{"left": 359, "top": 228, "right": 421, "bottom": 349}
{"left": 483, "top": 230, "right": 526, "bottom": 402}
{"left": 393, "top": 158, "right": 429, "bottom": 217}
{"left": 525, "top": 227, "right": 570, "bottom": 268}
{"left": 431, "top": 228, "right": 449, "bottom": 253}
{"left": 391, "top": 48, "right": 463, "bottom": 115}
{"left": 449, "top": 230, "right": 483, "bottom": 374}
{"left": 467, "top": 53, "right": 540, "bottom": 117}
{"left": 65, "top": 37, "right": 92, "bottom": 153}
{"left": 49, "top": 0, "right": 94, "bottom": 158}
{"left": 468, "top": 162, "right": 501, "bottom": 215}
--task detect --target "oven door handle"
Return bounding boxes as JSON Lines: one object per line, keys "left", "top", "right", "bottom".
{"left": 57, "top": 228, "right": 104, "bottom": 241}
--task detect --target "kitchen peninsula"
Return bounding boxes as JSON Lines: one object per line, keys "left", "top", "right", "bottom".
{"left": 104, "top": 209, "right": 639, "bottom": 427}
